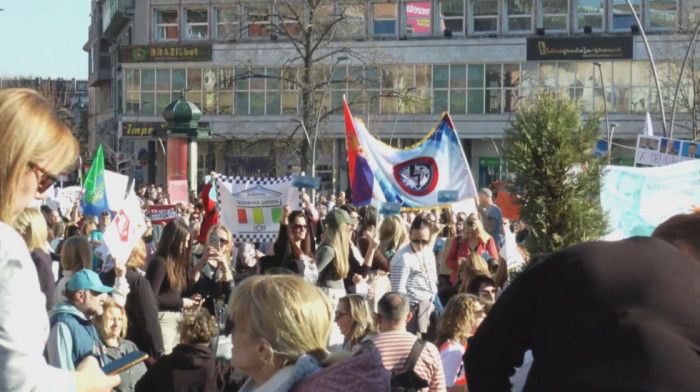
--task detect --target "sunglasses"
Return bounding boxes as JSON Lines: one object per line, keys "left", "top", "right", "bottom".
{"left": 411, "top": 239, "right": 429, "bottom": 246}
{"left": 292, "top": 224, "right": 307, "bottom": 231}
{"left": 28, "top": 162, "right": 57, "bottom": 193}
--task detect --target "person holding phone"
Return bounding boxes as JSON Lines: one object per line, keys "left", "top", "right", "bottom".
{"left": 0, "top": 88, "right": 119, "bottom": 391}
{"left": 95, "top": 300, "right": 147, "bottom": 391}
{"left": 146, "top": 219, "right": 202, "bottom": 354}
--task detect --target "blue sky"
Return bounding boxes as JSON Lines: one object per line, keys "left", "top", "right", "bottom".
{"left": 0, "top": 0, "right": 90, "bottom": 79}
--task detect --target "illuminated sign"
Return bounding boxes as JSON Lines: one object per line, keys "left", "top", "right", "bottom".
{"left": 527, "top": 36, "right": 633, "bottom": 61}
{"left": 119, "top": 44, "right": 212, "bottom": 63}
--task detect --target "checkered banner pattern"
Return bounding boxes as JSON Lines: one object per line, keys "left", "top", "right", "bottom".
{"left": 216, "top": 175, "right": 302, "bottom": 243}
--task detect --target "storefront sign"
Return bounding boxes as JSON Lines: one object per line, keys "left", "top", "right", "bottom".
{"left": 527, "top": 36, "right": 634, "bottom": 61}
{"left": 121, "top": 122, "right": 210, "bottom": 138}
{"left": 119, "top": 44, "right": 212, "bottom": 63}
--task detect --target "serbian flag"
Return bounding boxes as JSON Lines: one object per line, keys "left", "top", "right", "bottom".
{"left": 343, "top": 98, "right": 477, "bottom": 209}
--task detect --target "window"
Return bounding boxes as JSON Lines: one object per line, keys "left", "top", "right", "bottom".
{"left": 245, "top": 6, "right": 272, "bottom": 38}
{"left": 539, "top": 0, "right": 568, "bottom": 31}
{"left": 234, "top": 67, "right": 280, "bottom": 115}
{"left": 154, "top": 9, "right": 178, "bottom": 41}
{"left": 405, "top": 2, "right": 432, "bottom": 36}
{"left": 575, "top": 0, "right": 604, "bottom": 31}
{"left": 185, "top": 9, "right": 208, "bottom": 39}
{"left": 611, "top": 0, "right": 640, "bottom": 31}
{"left": 336, "top": 1, "right": 367, "bottom": 39}
{"left": 467, "top": 64, "right": 485, "bottom": 113}
{"left": 471, "top": 0, "right": 498, "bottom": 34}
{"left": 372, "top": 3, "right": 397, "bottom": 36}
{"left": 215, "top": 6, "right": 240, "bottom": 41}
{"left": 505, "top": 0, "right": 533, "bottom": 33}
{"left": 218, "top": 68, "right": 234, "bottom": 114}
{"left": 140, "top": 69, "right": 156, "bottom": 116}
{"left": 281, "top": 67, "right": 299, "bottom": 115}
{"left": 648, "top": 0, "right": 676, "bottom": 30}
{"left": 440, "top": 0, "right": 465, "bottom": 35}
{"left": 630, "top": 61, "right": 651, "bottom": 113}
{"left": 278, "top": 5, "right": 303, "bottom": 38}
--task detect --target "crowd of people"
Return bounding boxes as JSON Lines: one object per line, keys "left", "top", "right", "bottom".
{"left": 2, "top": 86, "right": 700, "bottom": 392}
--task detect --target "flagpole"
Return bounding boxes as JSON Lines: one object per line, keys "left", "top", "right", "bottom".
{"left": 669, "top": 20, "right": 700, "bottom": 139}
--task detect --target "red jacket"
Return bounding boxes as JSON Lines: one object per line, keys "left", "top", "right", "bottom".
{"left": 445, "top": 235, "right": 499, "bottom": 285}
{"left": 197, "top": 181, "right": 219, "bottom": 244}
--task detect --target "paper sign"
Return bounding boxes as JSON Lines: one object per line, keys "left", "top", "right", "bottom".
{"left": 379, "top": 202, "right": 403, "bottom": 215}
{"left": 437, "top": 190, "right": 459, "bottom": 203}
{"left": 103, "top": 194, "right": 147, "bottom": 265}
{"left": 291, "top": 175, "right": 321, "bottom": 190}
{"left": 168, "top": 179, "right": 189, "bottom": 205}
{"left": 104, "top": 170, "right": 133, "bottom": 212}
{"left": 499, "top": 229, "right": 526, "bottom": 270}
{"left": 49, "top": 186, "right": 83, "bottom": 217}
{"left": 148, "top": 204, "right": 179, "bottom": 225}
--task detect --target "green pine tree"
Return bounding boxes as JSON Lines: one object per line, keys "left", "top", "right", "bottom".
{"left": 503, "top": 91, "right": 609, "bottom": 259}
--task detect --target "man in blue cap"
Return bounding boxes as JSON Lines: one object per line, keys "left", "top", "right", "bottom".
{"left": 47, "top": 269, "right": 113, "bottom": 370}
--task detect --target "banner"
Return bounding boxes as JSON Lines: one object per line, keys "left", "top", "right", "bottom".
{"left": 600, "top": 159, "right": 700, "bottom": 240}
{"left": 216, "top": 175, "right": 302, "bottom": 242}
{"left": 47, "top": 186, "right": 82, "bottom": 218}
{"left": 103, "top": 194, "right": 147, "bottom": 266}
{"left": 148, "top": 204, "right": 179, "bottom": 225}
{"left": 634, "top": 135, "right": 697, "bottom": 167}
{"left": 104, "top": 170, "right": 133, "bottom": 212}
{"left": 344, "top": 98, "right": 477, "bottom": 208}
{"left": 82, "top": 144, "right": 110, "bottom": 217}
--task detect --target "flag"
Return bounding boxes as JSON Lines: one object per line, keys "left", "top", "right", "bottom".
{"left": 343, "top": 98, "right": 477, "bottom": 209}
{"left": 82, "top": 144, "right": 110, "bottom": 217}
{"left": 643, "top": 112, "right": 654, "bottom": 137}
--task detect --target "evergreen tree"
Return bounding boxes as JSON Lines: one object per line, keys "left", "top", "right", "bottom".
{"left": 503, "top": 91, "right": 608, "bottom": 259}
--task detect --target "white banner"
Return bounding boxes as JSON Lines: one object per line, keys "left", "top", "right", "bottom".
{"left": 103, "top": 193, "right": 147, "bottom": 266}
{"left": 601, "top": 159, "right": 700, "bottom": 240}
{"left": 634, "top": 135, "right": 697, "bottom": 167}
{"left": 47, "top": 186, "right": 83, "bottom": 217}
{"left": 217, "top": 176, "right": 302, "bottom": 242}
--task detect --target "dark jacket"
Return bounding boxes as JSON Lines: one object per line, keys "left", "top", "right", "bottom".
{"left": 135, "top": 344, "right": 238, "bottom": 392}
{"left": 189, "top": 263, "right": 234, "bottom": 318}
{"left": 464, "top": 237, "right": 700, "bottom": 392}
{"left": 31, "top": 249, "right": 55, "bottom": 311}
{"left": 267, "top": 220, "right": 316, "bottom": 275}
{"left": 146, "top": 256, "right": 187, "bottom": 311}
{"left": 105, "top": 339, "right": 147, "bottom": 392}
{"left": 101, "top": 268, "right": 165, "bottom": 359}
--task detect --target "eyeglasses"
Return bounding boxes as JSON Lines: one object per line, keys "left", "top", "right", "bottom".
{"left": 27, "top": 162, "right": 57, "bottom": 193}
{"left": 219, "top": 238, "right": 229, "bottom": 245}
{"left": 334, "top": 311, "right": 349, "bottom": 320}
{"left": 292, "top": 224, "right": 307, "bottom": 231}
{"left": 411, "top": 239, "right": 429, "bottom": 246}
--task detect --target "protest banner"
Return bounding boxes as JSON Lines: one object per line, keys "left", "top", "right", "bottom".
{"left": 103, "top": 193, "right": 147, "bottom": 266}
{"left": 217, "top": 175, "right": 302, "bottom": 242}
{"left": 634, "top": 135, "right": 696, "bottom": 167}
{"left": 601, "top": 159, "right": 700, "bottom": 240}
{"left": 147, "top": 204, "right": 179, "bottom": 225}
{"left": 104, "top": 170, "right": 133, "bottom": 212}
{"left": 47, "top": 186, "right": 82, "bottom": 217}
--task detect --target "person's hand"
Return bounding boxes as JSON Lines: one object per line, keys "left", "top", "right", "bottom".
{"left": 457, "top": 256, "right": 467, "bottom": 265}
{"left": 301, "top": 192, "right": 311, "bottom": 206}
{"left": 210, "top": 171, "right": 217, "bottom": 181}
{"left": 73, "top": 355, "right": 120, "bottom": 392}
{"left": 352, "top": 274, "right": 368, "bottom": 285}
{"left": 368, "top": 236, "right": 380, "bottom": 251}
{"left": 114, "top": 257, "right": 126, "bottom": 278}
{"left": 282, "top": 204, "right": 292, "bottom": 221}
{"left": 255, "top": 249, "right": 265, "bottom": 258}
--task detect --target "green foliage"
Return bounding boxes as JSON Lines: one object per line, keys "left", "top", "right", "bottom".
{"left": 503, "top": 91, "right": 608, "bottom": 259}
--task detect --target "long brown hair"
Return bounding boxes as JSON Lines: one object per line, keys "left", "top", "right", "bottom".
{"left": 0, "top": 89, "right": 78, "bottom": 223}
{"left": 155, "top": 219, "right": 192, "bottom": 291}
{"left": 287, "top": 210, "right": 312, "bottom": 258}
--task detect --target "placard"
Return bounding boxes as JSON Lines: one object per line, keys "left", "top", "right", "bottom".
{"left": 147, "top": 204, "right": 179, "bottom": 225}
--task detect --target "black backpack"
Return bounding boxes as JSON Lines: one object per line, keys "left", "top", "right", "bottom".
{"left": 390, "top": 339, "right": 430, "bottom": 392}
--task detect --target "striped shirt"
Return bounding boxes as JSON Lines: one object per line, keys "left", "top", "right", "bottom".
{"left": 372, "top": 331, "right": 446, "bottom": 392}
{"left": 390, "top": 244, "right": 438, "bottom": 303}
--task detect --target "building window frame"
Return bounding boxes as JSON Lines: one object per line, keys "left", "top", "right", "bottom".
{"left": 610, "top": 0, "right": 642, "bottom": 32}
{"left": 504, "top": 0, "right": 534, "bottom": 34}
{"left": 469, "top": 0, "right": 499, "bottom": 35}
{"left": 573, "top": 0, "right": 605, "bottom": 32}
{"left": 439, "top": 0, "right": 466, "bottom": 36}
{"left": 646, "top": 0, "right": 677, "bottom": 31}
{"left": 243, "top": 5, "right": 273, "bottom": 39}
{"left": 371, "top": 2, "right": 398, "bottom": 37}
{"left": 538, "top": 0, "right": 569, "bottom": 33}
{"left": 403, "top": 1, "right": 433, "bottom": 37}
{"left": 153, "top": 9, "right": 180, "bottom": 42}
{"left": 184, "top": 8, "right": 209, "bottom": 40}
{"left": 214, "top": 5, "right": 240, "bottom": 42}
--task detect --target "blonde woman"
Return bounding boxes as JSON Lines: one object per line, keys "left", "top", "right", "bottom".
{"left": 228, "top": 275, "right": 389, "bottom": 391}
{"left": 378, "top": 215, "right": 408, "bottom": 262}
{"left": 0, "top": 88, "right": 118, "bottom": 390}
{"left": 316, "top": 209, "right": 355, "bottom": 350}
{"left": 457, "top": 252, "right": 492, "bottom": 295}
{"left": 14, "top": 207, "right": 54, "bottom": 311}
{"left": 95, "top": 300, "right": 147, "bottom": 392}
{"left": 436, "top": 294, "right": 486, "bottom": 391}
{"left": 335, "top": 295, "right": 377, "bottom": 352}
{"left": 445, "top": 213, "right": 499, "bottom": 285}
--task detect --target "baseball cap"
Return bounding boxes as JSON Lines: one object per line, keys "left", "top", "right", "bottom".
{"left": 325, "top": 209, "right": 358, "bottom": 230}
{"left": 67, "top": 269, "right": 114, "bottom": 293}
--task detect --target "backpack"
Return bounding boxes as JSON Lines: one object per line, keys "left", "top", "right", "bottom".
{"left": 390, "top": 339, "right": 430, "bottom": 392}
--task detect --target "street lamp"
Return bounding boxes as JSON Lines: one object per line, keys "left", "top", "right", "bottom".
{"left": 593, "top": 63, "right": 611, "bottom": 160}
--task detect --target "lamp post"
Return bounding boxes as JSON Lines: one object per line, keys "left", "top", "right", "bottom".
{"left": 669, "top": 20, "right": 700, "bottom": 138}
{"left": 593, "top": 63, "right": 612, "bottom": 159}
{"left": 625, "top": 0, "right": 667, "bottom": 137}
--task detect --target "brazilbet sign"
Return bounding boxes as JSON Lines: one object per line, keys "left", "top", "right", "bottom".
{"left": 119, "top": 44, "right": 212, "bottom": 63}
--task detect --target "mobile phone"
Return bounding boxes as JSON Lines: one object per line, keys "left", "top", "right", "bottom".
{"left": 101, "top": 350, "right": 148, "bottom": 376}
{"left": 209, "top": 232, "right": 221, "bottom": 251}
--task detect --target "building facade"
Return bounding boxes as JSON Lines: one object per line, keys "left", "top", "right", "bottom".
{"left": 87, "top": 0, "right": 700, "bottom": 193}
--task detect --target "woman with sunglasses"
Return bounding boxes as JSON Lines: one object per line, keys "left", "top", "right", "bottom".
{"left": 0, "top": 88, "right": 119, "bottom": 390}
{"left": 445, "top": 213, "right": 500, "bottom": 286}
{"left": 266, "top": 204, "right": 317, "bottom": 281}
{"left": 390, "top": 214, "right": 441, "bottom": 335}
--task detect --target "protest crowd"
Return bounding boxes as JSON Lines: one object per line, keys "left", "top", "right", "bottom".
{"left": 2, "top": 87, "right": 700, "bottom": 392}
